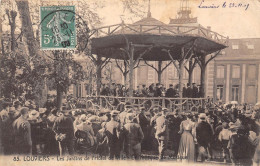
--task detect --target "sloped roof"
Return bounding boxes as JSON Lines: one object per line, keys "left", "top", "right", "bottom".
{"left": 90, "top": 16, "right": 228, "bottom": 61}
{"left": 132, "top": 17, "right": 166, "bottom": 26}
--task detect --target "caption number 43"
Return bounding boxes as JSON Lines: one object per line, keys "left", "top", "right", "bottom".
{"left": 13, "top": 156, "right": 20, "bottom": 161}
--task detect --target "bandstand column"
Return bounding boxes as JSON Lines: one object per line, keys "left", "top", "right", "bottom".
{"left": 179, "top": 60, "right": 184, "bottom": 98}
{"left": 96, "top": 55, "right": 102, "bottom": 96}
{"left": 128, "top": 42, "right": 134, "bottom": 97}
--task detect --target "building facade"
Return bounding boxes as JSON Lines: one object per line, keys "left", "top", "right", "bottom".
{"left": 213, "top": 38, "right": 260, "bottom": 104}
{"left": 73, "top": 38, "right": 260, "bottom": 106}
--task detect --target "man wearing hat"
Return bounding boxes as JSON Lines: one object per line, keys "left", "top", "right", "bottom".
{"left": 136, "top": 107, "right": 149, "bottom": 150}
{"left": 154, "top": 83, "right": 162, "bottom": 97}
{"left": 12, "top": 107, "right": 32, "bottom": 155}
{"left": 196, "top": 113, "right": 213, "bottom": 162}
{"left": 155, "top": 108, "right": 169, "bottom": 160}
{"left": 165, "top": 84, "right": 176, "bottom": 98}
{"left": 123, "top": 113, "right": 144, "bottom": 159}
{"left": 104, "top": 110, "right": 121, "bottom": 159}
{"left": 228, "top": 127, "right": 255, "bottom": 166}
{"left": 1, "top": 106, "right": 16, "bottom": 154}
{"left": 167, "top": 109, "right": 182, "bottom": 158}
{"left": 192, "top": 83, "right": 199, "bottom": 98}
{"left": 53, "top": 110, "right": 74, "bottom": 155}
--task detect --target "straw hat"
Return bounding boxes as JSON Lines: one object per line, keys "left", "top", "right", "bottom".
{"left": 110, "top": 110, "right": 120, "bottom": 116}
{"left": 198, "top": 113, "right": 207, "bottom": 119}
{"left": 29, "top": 110, "right": 40, "bottom": 120}
{"left": 39, "top": 108, "right": 47, "bottom": 114}
{"left": 80, "top": 114, "right": 88, "bottom": 122}
{"left": 244, "top": 110, "right": 252, "bottom": 117}
{"left": 229, "top": 122, "right": 239, "bottom": 130}
{"left": 88, "top": 115, "right": 99, "bottom": 123}
{"left": 126, "top": 113, "right": 135, "bottom": 122}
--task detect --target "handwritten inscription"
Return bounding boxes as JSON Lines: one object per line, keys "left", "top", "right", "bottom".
{"left": 198, "top": 0, "right": 250, "bottom": 10}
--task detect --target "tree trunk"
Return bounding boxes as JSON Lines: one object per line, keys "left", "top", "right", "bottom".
{"left": 9, "top": 11, "right": 17, "bottom": 51}
{"left": 200, "top": 65, "right": 206, "bottom": 98}
{"left": 188, "top": 59, "right": 193, "bottom": 86}
{"left": 188, "top": 71, "right": 193, "bottom": 87}
{"left": 158, "top": 61, "right": 162, "bottom": 84}
{"left": 56, "top": 84, "right": 63, "bottom": 110}
{"left": 179, "top": 60, "right": 184, "bottom": 98}
{"left": 200, "top": 56, "right": 206, "bottom": 98}
{"left": 123, "top": 73, "right": 127, "bottom": 86}
{"left": 128, "top": 43, "right": 134, "bottom": 97}
{"left": 88, "top": 69, "right": 93, "bottom": 95}
{"left": 158, "top": 71, "right": 162, "bottom": 84}
{"left": 16, "top": 0, "right": 40, "bottom": 57}
{"left": 96, "top": 62, "right": 102, "bottom": 96}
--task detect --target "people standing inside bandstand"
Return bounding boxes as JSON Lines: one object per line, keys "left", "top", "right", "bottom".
{"left": 192, "top": 83, "right": 199, "bottom": 98}
{"left": 182, "top": 83, "right": 187, "bottom": 98}
{"left": 177, "top": 113, "right": 196, "bottom": 162}
{"left": 148, "top": 83, "right": 155, "bottom": 97}
{"left": 154, "top": 83, "right": 162, "bottom": 97}
{"left": 155, "top": 108, "right": 169, "bottom": 160}
{"left": 186, "top": 83, "right": 193, "bottom": 98}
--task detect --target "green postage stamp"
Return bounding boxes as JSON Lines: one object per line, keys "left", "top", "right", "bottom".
{"left": 40, "top": 6, "right": 76, "bottom": 50}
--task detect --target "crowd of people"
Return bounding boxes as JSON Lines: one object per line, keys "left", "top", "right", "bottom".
{"left": 100, "top": 83, "right": 202, "bottom": 98}
{"left": 0, "top": 96, "right": 260, "bottom": 166}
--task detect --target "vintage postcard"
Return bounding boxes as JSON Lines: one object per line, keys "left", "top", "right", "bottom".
{"left": 0, "top": 0, "right": 260, "bottom": 166}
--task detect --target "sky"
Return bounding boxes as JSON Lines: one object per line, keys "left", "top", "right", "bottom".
{"left": 96, "top": 0, "right": 260, "bottom": 39}
{"left": 0, "top": 0, "right": 259, "bottom": 39}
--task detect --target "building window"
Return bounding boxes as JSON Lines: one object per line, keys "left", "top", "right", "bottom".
{"left": 248, "top": 64, "right": 256, "bottom": 79}
{"left": 216, "top": 85, "right": 224, "bottom": 101}
{"left": 232, "top": 65, "right": 240, "bottom": 78}
{"left": 217, "top": 65, "right": 225, "bottom": 78}
{"left": 232, "top": 44, "right": 239, "bottom": 49}
{"left": 246, "top": 42, "right": 254, "bottom": 49}
{"left": 231, "top": 85, "right": 239, "bottom": 101}
{"left": 76, "top": 84, "right": 81, "bottom": 98}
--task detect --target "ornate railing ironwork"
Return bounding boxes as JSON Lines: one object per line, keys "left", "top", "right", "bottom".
{"left": 75, "top": 96, "right": 212, "bottom": 113}
{"left": 90, "top": 23, "right": 229, "bottom": 46}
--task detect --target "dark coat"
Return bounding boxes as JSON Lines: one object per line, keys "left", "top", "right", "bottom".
{"left": 154, "top": 87, "right": 162, "bottom": 97}
{"left": 12, "top": 116, "right": 32, "bottom": 147}
{"left": 192, "top": 87, "right": 199, "bottom": 98}
{"left": 104, "top": 120, "right": 121, "bottom": 145}
{"left": 52, "top": 115, "right": 74, "bottom": 140}
{"left": 123, "top": 122, "right": 144, "bottom": 146}
{"left": 186, "top": 87, "right": 193, "bottom": 98}
{"left": 196, "top": 121, "right": 213, "bottom": 147}
{"left": 165, "top": 88, "right": 176, "bottom": 98}
{"left": 182, "top": 87, "right": 187, "bottom": 97}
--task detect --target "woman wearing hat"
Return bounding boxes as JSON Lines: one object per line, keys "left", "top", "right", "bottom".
{"left": 45, "top": 108, "right": 59, "bottom": 155}
{"left": 72, "top": 109, "right": 82, "bottom": 132}
{"left": 177, "top": 113, "right": 196, "bottom": 162}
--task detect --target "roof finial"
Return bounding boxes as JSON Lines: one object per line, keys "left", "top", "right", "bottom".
{"left": 147, "top": 0, "right": 151, "bottom": 18}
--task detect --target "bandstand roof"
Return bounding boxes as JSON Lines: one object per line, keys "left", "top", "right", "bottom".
{"left": 90, "top": 16, "right": 228, "bottom": 61}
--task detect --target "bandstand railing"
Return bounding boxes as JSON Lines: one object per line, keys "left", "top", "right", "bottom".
{"left": 90, "top": 23, "right": 229, "bottom": 46}
{"left": 76, "top": 96, "right": 212, "bottom": 113}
